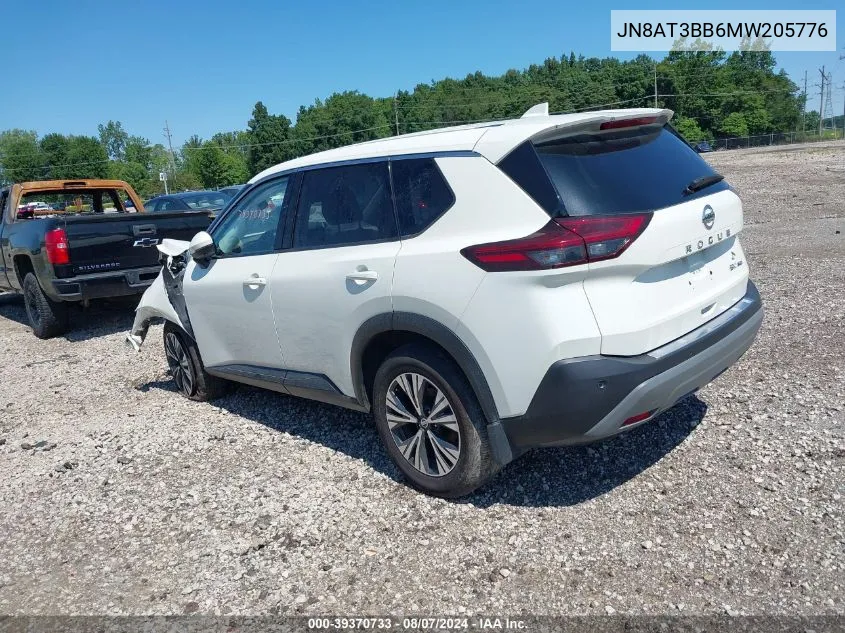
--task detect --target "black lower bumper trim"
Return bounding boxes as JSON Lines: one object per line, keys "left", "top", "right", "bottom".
{"left": 52, "top": 267, "right": 160, "bottom": 301}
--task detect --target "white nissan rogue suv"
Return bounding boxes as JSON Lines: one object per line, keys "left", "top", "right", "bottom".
{"left": 128, "top": 105, "right": 763, "bottom": 497}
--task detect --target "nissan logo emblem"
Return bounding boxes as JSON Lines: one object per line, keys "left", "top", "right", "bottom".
{"left": 702, "top": 205, "right": 715, "bottom": 230}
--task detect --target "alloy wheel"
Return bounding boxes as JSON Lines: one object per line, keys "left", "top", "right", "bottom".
{"left": 164, "top": 332, "right": 194, "bottom": 396}
{"left": 386, "top": 372, "right": 461, "bottom": 477}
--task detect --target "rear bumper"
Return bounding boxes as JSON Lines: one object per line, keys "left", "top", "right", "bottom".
{"left": 51, "top": 266, "right": 162, "bottom": 301}
{"left": 500, "top": 280, "right": 763, "bottom": 451}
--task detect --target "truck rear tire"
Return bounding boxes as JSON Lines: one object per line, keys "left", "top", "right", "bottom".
{"left": 22, "top": 272, "right": 69, "bottom": 339}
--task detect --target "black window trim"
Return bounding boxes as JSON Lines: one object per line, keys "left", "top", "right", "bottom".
{"left": 497, "top": 140, "right": 565, "bottom": 217}
{"left": 208, "top": 172, "right": 297, "bottom": 260}
{"left": 207, "top": 149, "right": 469, "bottom": 247}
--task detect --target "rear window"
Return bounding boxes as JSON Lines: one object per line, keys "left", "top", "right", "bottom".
{"left": 15, "top": 189, "right": 129, "bottom": 218}
{"left": 181, "top": 193, "right": 229, "bottom": 209}
{"left": 502, "top": 125, "right": 729, "bottom": 216}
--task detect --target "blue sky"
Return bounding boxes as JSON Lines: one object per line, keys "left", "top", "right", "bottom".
{"left": 3, "top": 0, "right": 842, "bottom": 146}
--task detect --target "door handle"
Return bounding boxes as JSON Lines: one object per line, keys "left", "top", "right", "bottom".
{"left": 243, "top": 276, "right": 267, "bottom": 287}
{"left": 132, "top": 224, "right": 157, "bottom": 236}
{"left": 346, "top": 270, "right": 379, "bottom": 282}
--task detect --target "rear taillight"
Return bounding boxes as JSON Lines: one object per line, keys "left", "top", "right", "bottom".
{"left": 461, "top": 213, "right": 651, "bottom": 272}
{"left": 45, "top": 228, "right": 70, "bottom": 265}
{"left": 556, "top": 214, "right": 651, "bottom": 262}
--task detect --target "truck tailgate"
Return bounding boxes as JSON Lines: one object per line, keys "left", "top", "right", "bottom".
{"left": 58, "top": 211, "right": 211, "bottom": 276}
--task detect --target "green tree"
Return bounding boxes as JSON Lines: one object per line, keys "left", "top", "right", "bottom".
{"left": 674, "top": 117, "right": 706, "bottom": 142}
{"left": 2, "top": 47, "right": 810, "bottom": 185}
{"left": 804, "top": 111, "right": 820, "bottom": 133}
{"left": 62, "top": 136, "right": 110, "bottom": 179}
{"left": 125, "top": 136, "right": 153, "bottom": 167}
{"left": 39, "top": 133, "right": 70, "bottom": 179}
{"left": 0, "top": 130, "right": 45, "bottom": 183}
{"left": 720, "top": 112, "right": 749, "bottom": 137}
{"left": 247, "top": 102, "right": 294, "bottom": 175}
{"left": 97, "top": 121, "right": 129, "bottom": 161}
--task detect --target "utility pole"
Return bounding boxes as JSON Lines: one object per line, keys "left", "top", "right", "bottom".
{"left": 818, "top": 67, "right": 826, "bottom": 135}
{"left": 653, "top": 62, "right": 658, "bottom": 107}
{"left": 802, "top": 70, "right": 808, "bottom": 133}
{"left": 393, "top": 94, "right": 400, "bottom": 136}
{"left": 163, "top": 120, "right": 177, "bottom": 176}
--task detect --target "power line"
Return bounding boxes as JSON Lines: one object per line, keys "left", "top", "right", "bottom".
{"left": 0, "top": 87, "right": 800, "bottom": 163}
{"left": 0, "top": 88, "right": 809, "bottom": 174}
{"left": 565, "top": 96, "right": 652, "bottom": 112}
{"left": 0, "top": 125, "right": 397, "bottom": 173}
{"left": 657, "top": 88, "right": 796, "bottom": 97}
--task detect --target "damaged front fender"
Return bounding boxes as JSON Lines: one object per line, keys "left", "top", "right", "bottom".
{"left": 126, "top": 239, "right": 194, "bottom": 351}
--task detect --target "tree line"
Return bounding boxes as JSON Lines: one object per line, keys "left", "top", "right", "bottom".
{"left": 0, "top": 49, "right": 809, "bottom": 196}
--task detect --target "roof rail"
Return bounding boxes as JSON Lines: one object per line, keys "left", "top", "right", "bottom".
{"left": 521, "top": 102, "right": 549, "bottom": 118}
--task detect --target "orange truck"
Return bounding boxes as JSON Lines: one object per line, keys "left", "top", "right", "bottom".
{"left": 0, "top": 179, "right": 212, "bottom": 338}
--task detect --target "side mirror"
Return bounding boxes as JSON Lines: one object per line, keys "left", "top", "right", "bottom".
{"left": 188, "top": 231, "right": 216, "bottom": 263}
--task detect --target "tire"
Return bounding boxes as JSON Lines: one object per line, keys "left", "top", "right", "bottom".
{"left": 163, "top": 322, "right": 228, "bottom": 402}
{"left": 22, "top": 272, "right": 69, "bottom": 339}
{"left": 372, "top": 343, "right": 499, "bottom": 498}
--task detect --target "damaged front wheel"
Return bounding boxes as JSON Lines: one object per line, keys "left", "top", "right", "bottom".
{"left": 163, "top": 322, "right": 229, "bottom": 402}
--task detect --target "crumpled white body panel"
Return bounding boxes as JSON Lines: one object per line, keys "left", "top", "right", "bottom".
{"left": 125, "top": 241, "right": 190, "bottom": 351}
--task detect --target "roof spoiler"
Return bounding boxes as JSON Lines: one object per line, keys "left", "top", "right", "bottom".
{"left": 521, "top": 102, "right": 549, "bottom": 118}
{"left": 529, "top": 109, "right": 674, "bottom": 145}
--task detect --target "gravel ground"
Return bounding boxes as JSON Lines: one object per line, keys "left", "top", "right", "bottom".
{"left": 0, "top": 142, "right": 842, "bottom": 617}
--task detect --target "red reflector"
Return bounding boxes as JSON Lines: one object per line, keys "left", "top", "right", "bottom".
{"left": 600, "top": 116, "right": 658, "bottom": 130}
{"left": 45, "top": 228, "right": 70, "bottom": 265}
{"left": 623, "top": 410, "right": 656, "bottom": 426}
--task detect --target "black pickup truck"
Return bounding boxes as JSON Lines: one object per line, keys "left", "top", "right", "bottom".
{"left": 0, "top": 179, "right": 212, "bottom": 338}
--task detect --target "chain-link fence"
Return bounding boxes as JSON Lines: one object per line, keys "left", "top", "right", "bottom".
{"left": 699, "top": 128, "right": 844, "bottom": 151}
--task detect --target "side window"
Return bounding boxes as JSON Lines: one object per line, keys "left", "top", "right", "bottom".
{"left": 293, "top": 162, "right": 396, "bottom": 249}
{"left": 212, "top": 176, "right": 290, "bottom": 256}
{"left": 145, "top": 199, "right": 159, "bottom": 211}
{"left": 390, "top": 158, "right": 455, "bottom": 237}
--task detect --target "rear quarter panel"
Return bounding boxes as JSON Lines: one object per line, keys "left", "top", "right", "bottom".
{"left": 392, "top": 155, "right": 597, "bottom": 419}
{"left": 0, "top": 215, "right": 61, "bottom": 292}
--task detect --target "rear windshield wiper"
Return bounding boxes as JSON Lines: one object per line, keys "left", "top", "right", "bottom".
{"left": 683, "top": 174, "right": 724, "bottom": 196}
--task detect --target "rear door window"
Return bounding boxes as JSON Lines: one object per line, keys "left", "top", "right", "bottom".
{"left": 292, "top": 162, "right": 396, "bottom": 249}
{"left": 532, "top": 125, "right": 729, "bottom": 216}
